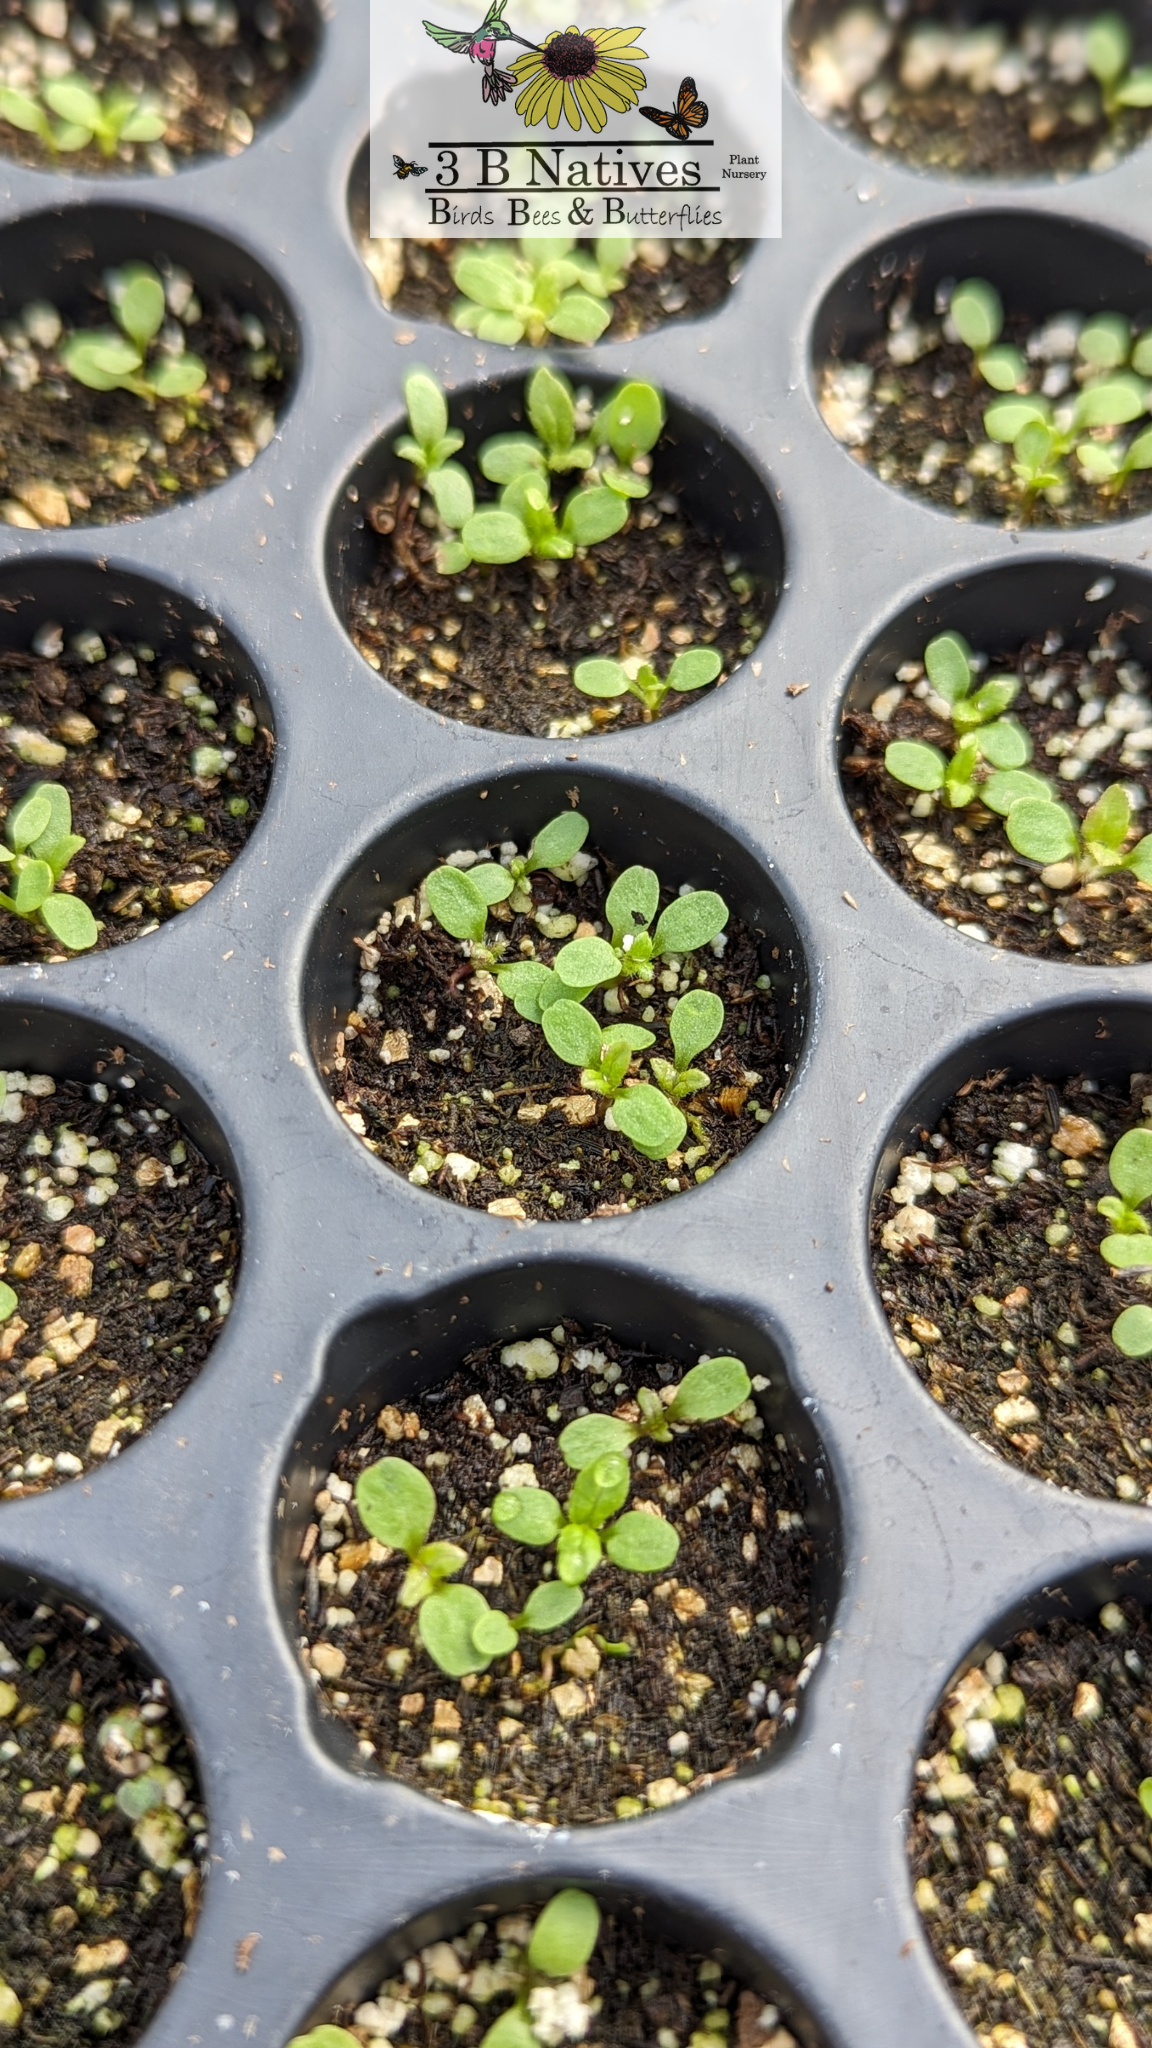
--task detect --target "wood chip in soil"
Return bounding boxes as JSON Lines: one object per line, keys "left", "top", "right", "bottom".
{"left": 325, "top": 843, "right": 789, "bottom": 1220}
{"left": 909, "top": 1597, "right": 1152, "bottom": 2048}
{"left": 0, "top": 1590, "right": 204, "bottom": 2048}
{"left": 297, "top": 1322, "right": 818, "bottom": 1828}
{"left": 361, "top": 232, "right": 748, "bottom": 344}
{"left": 0, "top": 0, "right": 313, "bottom": 174}
{"left": 872, "top": 1067, "right": 1152, "bottom": 1503}
{"left": 843, "top": 612, "right": 1152, "bottom": 964}
{"left": 320, "top": 1897, "right": 802, "bottom": 2048}
{"left": 347, "top": 481, "right": 763, "bottom": 739}
{"left": 0, "top": 626, "right": 272, "bottom": 965}
{"left": 0, "top": 1067, "right": 239, "bottom": 1499}
{"left": 0, "top": 297, "right": 284, "bottom": 530}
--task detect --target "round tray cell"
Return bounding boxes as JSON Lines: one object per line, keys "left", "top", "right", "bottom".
{"left": 840, "top": 556, "right": 1152, "bottom": 967}
{"left": 790, "top": 0, "right": 1152, "bottom": 180}
{"left": 305, "top": 766, "right": 807, "bottom": 1222}
{"left": 813, "top": 211, "right": 1152, "bottom": 530}
{"left": 870, "top": 995, "right": 1152, "bottom": 1504}
{"left": 278, "top": 1263, "right": 840, "bottom": 1827}
{"left": 908, "top": 1556, "right": 1152, "bottom": 2048}
{"left": 345, "top": 137, "right": 750, "bottom": 349}
{"left": 290, "top": 1884, "right": 817, "bottom": 2048}
{"left": 0, "top": 557, "right": 274, "bottom": 966}
{"left": 0, "top": 1002, "right": 240, "bottom": 1500}
{"left": 0, "top": 204, "right": 297, "bottom": 531}
{"left": 0, "top": 0, "right": 319, "bottom": 178}
{"left": 325, "top": 366, "right": 782, "bottom": 739}
{"left": 0, "top": 1566, "right": 206, "bottom": 2048}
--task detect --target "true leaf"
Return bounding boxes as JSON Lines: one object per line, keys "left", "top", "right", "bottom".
{"left": 405, "top": 370, "right": 449, "bottom": 451}
{"left": 558, "top": 1412, "right": 635, "bottom": 1470}
{"left": 556, "top": 1522, "right": 602, "bottom": 1585}
{"left": 1082, "top": 782, "right": 1131, "bottom": 853}
{"left": 547, "top": 292, "right": 610, "bottom": 345}
{"left": 1109, "top": 1128, "right": 1152, "bottom": 1207}
{"left": 471, "top": 1608, "right": 519, "bottom": 1658}
{"left": 568, "top": 1451, "right": 630, "bottom": 1529}
{"left": 41, "top": 893, "right": 97, "bottom": 950}
{"left": 924, "top": 631, "right": 972, "bottom": 704}
{"left": 527, "top": 1890, "right": 601, "bottom": 1979}
{"left": 520, "top": 1580, "right": 583, "bottom": 1632}
{"left": 479, "top": 434, "right": 545, "bottom": 484}
{"left": 526, "top": 810, "right": 589, "bottom": 872}
{"left": 425, "top": 865, "right": 489, "bottom": 943}
{"left": 981, "top": 768, "right": 1055, "bottom": 815}
{"left": 669, "top": 1355, "right": 751, "bottom": 1421}
{"left": 1123, "top": 834, "right": 1152, "bottom": 882}
{"left": 1113, "top": 1304, "right": 1152, "bottom": 1357}
{"left": 967, "top": 677, "right": 1019, "bottom": 723}
{"left": 652, "top": 889, "right": 728, "bottom": 956}
{"left": 668, "top": 647, "right": 722, "bottom": 692}
{"left": 563, "top": 484, "right": 628, "bottom": 548}
{"left": 884, "top": 739, "right": 946, "bottom": 793}
{"left": 604, "top": 1510, "right": 680, "bottom": 1574}
{"left": 527, "top": 364, "right": 575, "bottom": 454}
{"left": 417, "top": 1541, "right": 466, "bottom": 1582}
{"left": 1101, "top": 1233, "right": 1152, "bottom": 1269}
{"left": 950, "top": 278, "right": 1003, "bottom": 353}
{"left": 606, "top": 864, "right": 659, "bottom": 937}
{"left": 1005, "top": 797, "right": 1079, "bottom": 864}
{"left": 426, "top": 461, "right": 474, "bottom": 531}
{"left": 554, "top": 935, "right": 618, "bottom": 988}
{"left": 461, "top": 509, "right": 531, "bottom": 565}
{"left": 611, "top": 1082, "right": 687, "bottom": 1160}
{"left": 355, "top": 1456, "right": 435, "bottom": 1554}
{"left": 574, "top": 658, "right": 628, "bottom": 699}
{"left": 491, "top": 1487, "right": 564, "bottom": 1546}
{"left": 418, "top": 1584, "right": 494, "bottom": 1676}
{"left": 596, "top": 380, "right": 664, "bottom": 463}
{"left": 670, "top": 988, "right": 724, "bottom": 1067}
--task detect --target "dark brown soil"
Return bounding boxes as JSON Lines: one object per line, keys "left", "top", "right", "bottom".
{"left": 322, "top": 1895, "right": 801, "bottom": 2048}
{"left": 0, "top": 1066, "right": 239, "bottom": 1500}
{"left": 871, "top": 1067, "right": 1152, "bottom": 1502}
{"left": 0, "top": 1590, "right": 203, "bottom": 2048}
{"left": 376, "top": 235, "right": 748, "bottom": 344}
{"left": 347, "top": 481, "right": 762, "bottom": 738}
{"left": 0, "top": 0, "right": 312, "bottom": 174}
{"left": 0, "top": 302, "right": 284, "bottom": 529}
{"left": 843, "top": 618, "right": 1152, "bottom": 964}
{"left": 909, "top": 1596, "right": 1152, "bottom": 2048}
{"left": 297, "top": 1322, "right": 817, "bottom": 1827}
{"left": 322, "top": 838, "right": 788, "bottom": 1219}
{"left": 0, "top": 628, "right": 272, "bottom": 964}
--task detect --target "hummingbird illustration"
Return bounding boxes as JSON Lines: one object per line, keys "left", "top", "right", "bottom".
{"left": 423, "top": 0, "right": 538, "bottom": 105}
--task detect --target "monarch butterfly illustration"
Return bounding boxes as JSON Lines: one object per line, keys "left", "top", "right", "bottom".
{"left": 392, "top": 153, "right": 429, "bottom": 179}
{"left": 639, "top": 75, "right": 708, "bottom": 139}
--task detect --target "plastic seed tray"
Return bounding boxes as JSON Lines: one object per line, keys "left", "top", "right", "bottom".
{"left": 3, "top": 7, "right": 1152, "bottom": 2046}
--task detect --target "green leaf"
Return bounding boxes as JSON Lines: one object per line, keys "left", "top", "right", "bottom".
{"left": 480, "top": 2006, "right": 538, "bottom": 2048}
{"left": 1077, "top": 440, "right": 1125, "bottom": 483}
{"left": 0, "top": 89, "right": 52, "bottom": 140}
{"left": 520, "top": 1581, "right": 583, "bottom": 1633}
{"left": 287, "top": 2028, "right": 362, "bottom": 2048}
{"left": 1082, "top": 782, "right": 1131, "bottom": 853}
{"left": 1101, "top": 1232, "right": 1152, "bottom": 1269}
{"left": 563, "top": 484, "right": 628, "bottom": 548}
{"left": 943, "top": 736, "right": 980, "bottom": 808}
{"left": 554, "top": 935, "right": 618, "bottom": 988}
{"left": 556, "top": 1521, "right": 602, "bottom": 1585}
{"left": 669, "top": 1355, "right": 751, "bottom": 1421}
{"left": 606, "top": 864, "right": 659, "bottom": 938}
{"left": 528, "top": 1890, "right": 601, "bottom": 1979}
{"left": 462, "top": 863, "right": 511, "bottom": 907}
{"left": 355, "top": 1456, "right": 435, "bottom": 1554}
{"left": 984, "top": 396, "right": 1050, "bottom": 443}
{"left": 1117, "top": 64, "right": 1152, "bottom": 104}
{"left": 41, "top": 893, "right": 97, "bottom": 951}
{"left": 1078, "top": 309, "right": 1133, "bottom": 369}
{"left": 605, "top": 1509, "right": 680, "bottom": 1574}
{"left": 602, "top": 463, "right": 649, "bottom": 499}
{"left": 0, "top": 1282, "right": 16, "bottom": 1322}
{"left": 436, "top": 540, "right": 472, "bottom": 576}
{"left": 149, "top": 353, "right": 208, "bottom": 399}
{"left": 118, "top": 102, "right": 166, "bottom": 142}
{"left": 1112, "top": 1304, "right": 1152, "bottom": 1357}
{"left": 417, "top": 1540, "right": 467, "bottom": 1583}
{"left": 116, "top": 1770, "right": 165, "bottom": 1819}
{"left": 652, "top": 889, "right": 729, "bottom": 957}
{"left": 547, "top": 292, "right": 611, "bottom": 345}
{"left": 981, "top": 768, "right": 1055, "bottom": 815}
{"left": 558, "top": 1412, "right": 635, "bottom": 1470}
{"left": 426, "top": 461, "right": 474, "bottom": 531}
{"left": 418, "top": 1584, "right": 495, "bottom": 1676}
{"left": 460, "top": 509, "right": 531, "bottom": 565}
{"left": 611, "top": 1082, "right": 687, "bottom": 1160}
{"left": 568, "top": 1451, "right": 630, "bottom": 1529}
{"left": 43, "top": 75, "right": 101, "bottom": 128}
{"left": 475, "top": 310, "right": 527, "bottom": 347}
{"left": 1123, "top": 834, "right": 1152, "bottom": 882}
{"left": 405, "top": 370, "right": 449, "bottom": 452}
{"left": 596, "top": 380, "right": 664, "bottom": 463}
{"left": 1086, "top": 9, "right": 1132, "bottom": 83}
{"left": 670, "top": 988, "right": 724, "bottom": 1067}
{"left": 60, "top": 327, "right": 143, "bottom": 391}
{"left": 950, "top": 278, "right": 1003, "bottom": 353}
{"left": 1074, "top": 372, "right": 1147, "bottom": 430}
{"left": 472, "top": 1607, "right": 519, "bottom": 1658}
{"left": 977, "top": 719, "right": 1032, "bottom": 770}
{"left": 526, "top": 810, "right": 589, "bottom": 873}
{"left": 1124, "top": 426, "right": 1152, "bottom": 474}
{"left": 542, "top": 998, "right": 603, "bottom": 1070}
{"left": 495, "top": 960, "right": 560, "bottom": 1023}
{"left": 13, "top": 860, "right": 51, "bottom": 914}
{"left": 528, "top": 365, "right": 575, "bottom": 455}
{"left": 966, "top": 677, "right": 1019, "bottom": 724}
{"left": 107, "top": 263, "right": 165, "bottom": 350}
{"left": 425, "top": 865, "right": 489, "bottom": 943}
{"left": 8, "top": 788, "right": 52, "bottom": 853}
{"left": 924, "top": 631, "right": 973, "bottom": 705}
{"left": 1109, "top": 1128, "right": 1152, "bottom": 1207}
{"left": 479, "top": 434, "right": 545, "bottom": 485}
{"left": 884, "top": 740, "right": 947, "bottom": 792}
{"left": 491, "top": 1486, "right": 564, "bottom": 1546}
{"left": 1005, "top": 797, "right": 1079, "bottom": 864}
{"left": 977, "top": 344, "right": 1027, "bottom": 393}
{"left": 574, "top": 658, "right": 628, "bottom": 699}
{"left": 668, "top": 647, "right": 722, "bottom": 693}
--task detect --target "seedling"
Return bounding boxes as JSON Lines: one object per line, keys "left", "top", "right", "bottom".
{"left": 558, "top": 1354, "right": 752, "bottom": 1469}
{"left": 1095, "top": 1129, "right": 1152, "bottom": 1270}
{"left": 395, "top": 366, "right": 664, "bottom": 573}
{"left": 423, "top": 810, "right": 591, "bottom": 947}
{"left": 1001, "top": 779, "right": 1152, "bottom": 883}
{"left": 649, "top": 988, "right": 726, "bottom": 1102}
{"left": 491, "top": 1449, "right": 680, "bottom": 1584}
{"left": 60, "top": 263, "right": 207, "bottom": 405}
{"left": 0, "top": 783, "right": 96, "bottom": 951}
{"left": 884, "top": 631, "right": 1032, "bottom": 804}
{"left": 0, "top": 74, "right": 166, "bottom": 159}
{"left": 541, "top": 998, "right": 686, "bottom": 1159}
{"left": 1112, "top": 1302, "right": 1152, "bottom": 1357}
{"left": 1085, "top": 11, "right": 1152, "bottom": 118}
{"left": 574, "top": 645, "right": 723, "bottom": 717}
{"left": 0, "top": 1282, "right": 16, "bottom": 1323}
{"left": 450, "top": 234, "right": 635, "bottom": 347}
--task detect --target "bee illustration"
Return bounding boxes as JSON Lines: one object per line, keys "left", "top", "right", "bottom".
{"left": 639, "top": 75, "right": 708, "bottom": 140}
{"left": 392, "top": 153, "right": 429, "bottom": 179}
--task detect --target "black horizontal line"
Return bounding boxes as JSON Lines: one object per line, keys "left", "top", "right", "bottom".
{"left": 425, "top": 138, "right": 715, "bottom": 147}
{"left": 424, "top": 186, "right": 722, "bottom": 194}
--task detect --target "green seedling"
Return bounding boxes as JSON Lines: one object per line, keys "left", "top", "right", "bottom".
{"left": 491, "top": 1449, "right": 679, "bottom": 1585}
{"left": 1095, "top": 1128, "right": 1152, "bottom": 1270}
{"left": 550, "top": 862, "right": 728, "bottom": 997}
{"left": 60, "top": 262, "right": 207, "bottom": 404}
{"left": 1085, "top": 11, "right": 1152, "bottom": 117}
{"left": 573, "top": 645, "right": 722, "bottom": 717}
{"left": 884, "top": 630, "right": 1032, "bottom": 803}
{"left": 450, "top": 234, "right": 635, "bottom": 347}
{"left": 1001, "top": 778, "right": 1152, "bottom": 884}
{"left": 558, "top": 1354, "right": 752, "bottom": 1470}
{"left": 423, "top": 809, "right": 590, "bottom": 950}
{"left": 0, "top": 782, "right": 96, "bottom": 951}
{"left": 540, "top": 998, "right": 685, "bottom": 1160}
{"left": 649, "top": 987, "right": 725, "bottom": 1102}
{"left": 0, "top": 73, "right": 165, "bottom": 157}
{"left": 1112, "top": 1302, "right": 1152, "bottom": 1357}
{"left": 0, "top": 1282, "right": 16, "bottom": 1323}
